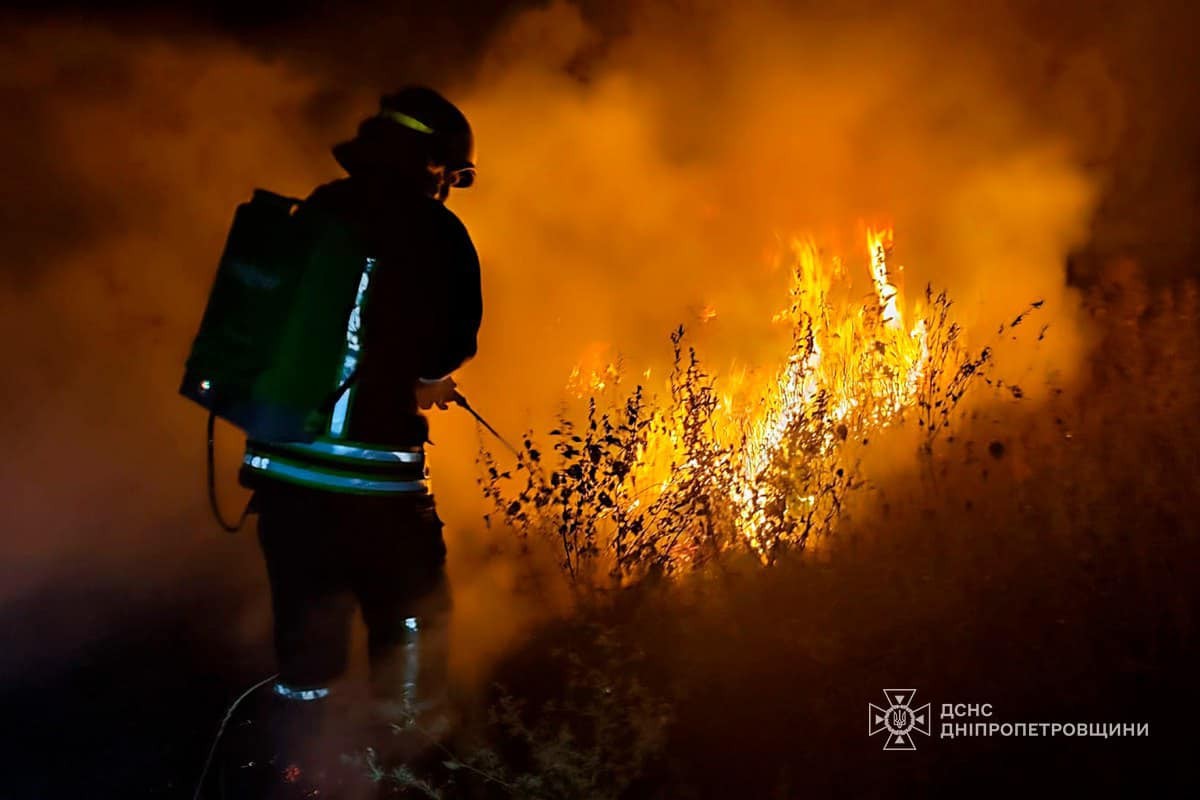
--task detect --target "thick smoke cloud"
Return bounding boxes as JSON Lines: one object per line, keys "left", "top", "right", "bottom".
{"left": 0, "top": 24, "right": 357, "bottom": 676}
{"left": 0, "top": 0, "right": 1194, "bottom": 680}
{"left": 445, "top": 0, "right": 1102, "bottom": 462}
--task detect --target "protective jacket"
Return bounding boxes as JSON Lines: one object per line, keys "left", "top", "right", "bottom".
{"left": 240, "top": 174, "right": 482, "bottom": 495}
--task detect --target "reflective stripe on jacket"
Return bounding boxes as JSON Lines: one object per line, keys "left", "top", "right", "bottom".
{"left": 239, "top": 250, "right": 429, "bottom": 496}
{"left": 242, "top": 438, "right": 429, "bottom": 495}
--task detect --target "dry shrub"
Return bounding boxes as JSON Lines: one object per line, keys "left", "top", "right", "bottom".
{"left": 479, "top": 245, "right": 1009, "bottom": 581}
{"left": 377, "top": 264, "right": 1198, "bottom": 797}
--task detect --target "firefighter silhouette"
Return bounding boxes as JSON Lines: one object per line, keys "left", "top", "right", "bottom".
{"left": 210, "top": 86, "right": 482, "bottom": 798}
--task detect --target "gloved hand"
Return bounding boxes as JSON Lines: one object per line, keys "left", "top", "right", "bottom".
{"left": 414, "top": 376, "right": 459, "bottom": 411}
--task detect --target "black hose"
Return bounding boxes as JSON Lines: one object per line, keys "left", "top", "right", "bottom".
{"left": 192, "top": 672, "right": 279, "bottom": 800}
{"left": 206, "top": 411, "right": 252, "bottom": 533}
{"left": 451, "top": 391, "right": 522, "bottom": 457}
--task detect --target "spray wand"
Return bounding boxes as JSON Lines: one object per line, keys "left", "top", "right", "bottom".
{"left": 450, "top": 390, "right": 522, "bottom": 458}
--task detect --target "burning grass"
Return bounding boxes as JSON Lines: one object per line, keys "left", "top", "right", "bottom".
{"left": 479, "top": 230, "right": 1012, "bottom": 578}
{"left": 374, "top": 252, "right": 1200, "bottom": 797}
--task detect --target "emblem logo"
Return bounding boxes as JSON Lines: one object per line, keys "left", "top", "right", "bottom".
{"left": 869, "top": 689, "right": 931, "bottom": 750}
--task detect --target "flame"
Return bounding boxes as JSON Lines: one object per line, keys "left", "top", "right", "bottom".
{"left": 729, "top": 228, "right": 928, "bottom": 550}
{"left": 566, "top": 343, "right": 624, "bottom": 398}
{"left": 868, "top": 228, "right": 902, "bottom": 330}
{"left": 564, "top": 228, "right": 930, "bottom": 557}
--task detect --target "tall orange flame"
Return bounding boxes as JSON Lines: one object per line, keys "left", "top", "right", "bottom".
{"left": 565, "top": 228, "right": 930, "bottom": 556}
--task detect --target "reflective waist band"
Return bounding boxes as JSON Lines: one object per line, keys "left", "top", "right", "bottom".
{"left": 243, "top": 439, "right": 428, "bottom": 495}
{"left": 276, "top": 439, "right": 424, "bottom": 465}
{"left": 273, "top": 682, "right": 331, "bottom": 702}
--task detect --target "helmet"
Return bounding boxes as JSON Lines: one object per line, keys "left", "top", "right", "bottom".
{"left": 332, "top": 86, "right": 476, "bottom": 188}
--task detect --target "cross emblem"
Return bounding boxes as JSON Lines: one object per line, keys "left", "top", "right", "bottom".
{"left": 869, "top": 689, "right": 931, "bottom": 750}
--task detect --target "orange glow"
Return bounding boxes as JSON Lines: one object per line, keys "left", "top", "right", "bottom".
{"left": 563, "top": 228, "right": 931, "bottom": 556}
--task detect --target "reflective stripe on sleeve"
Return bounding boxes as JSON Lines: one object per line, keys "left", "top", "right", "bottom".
{"left": 329, "top": 256, "right": 377, "bottom": 438}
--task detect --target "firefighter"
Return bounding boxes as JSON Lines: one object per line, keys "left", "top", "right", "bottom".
{"left": 229, "top": 86, "right": 481, "bottom": 796}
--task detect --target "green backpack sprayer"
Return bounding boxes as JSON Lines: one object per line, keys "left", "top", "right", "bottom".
{"left": 180, "top": 189, "right": 365, "bottom": 441}
{"left": 180, "top": 188, "right": 370, "bottom": 529}
{"left": 181, "top": 188, "right": 515, "bottom": 531}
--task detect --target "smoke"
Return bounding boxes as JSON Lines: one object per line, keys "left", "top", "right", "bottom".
{"left": 0, "top": 22, "right": 357, "bottom": 676}
{"left": 443, "top": 0, "right": 1103, "bottom": 472}
{"left": 1, "top": 0, "right": 1188, "bottom": 681}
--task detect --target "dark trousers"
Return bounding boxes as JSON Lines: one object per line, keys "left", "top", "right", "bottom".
{"left": 253, "top": 484, "right": 450, "bottom": 694}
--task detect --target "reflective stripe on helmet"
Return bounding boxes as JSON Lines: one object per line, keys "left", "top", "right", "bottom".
{"left": 378, "top": 109, "right": 435, "bottom": 134}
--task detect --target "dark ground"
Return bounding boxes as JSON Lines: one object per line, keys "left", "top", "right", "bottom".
{"left": 6, "top": 565, "right": 1190, "bottom": 799}
{"left": 0, "top": 562, "right": 271, "bottom": 798}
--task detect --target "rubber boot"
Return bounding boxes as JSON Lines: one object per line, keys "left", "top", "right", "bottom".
{"left": 367, "top": 616, "right": 455, "bottom": 771}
